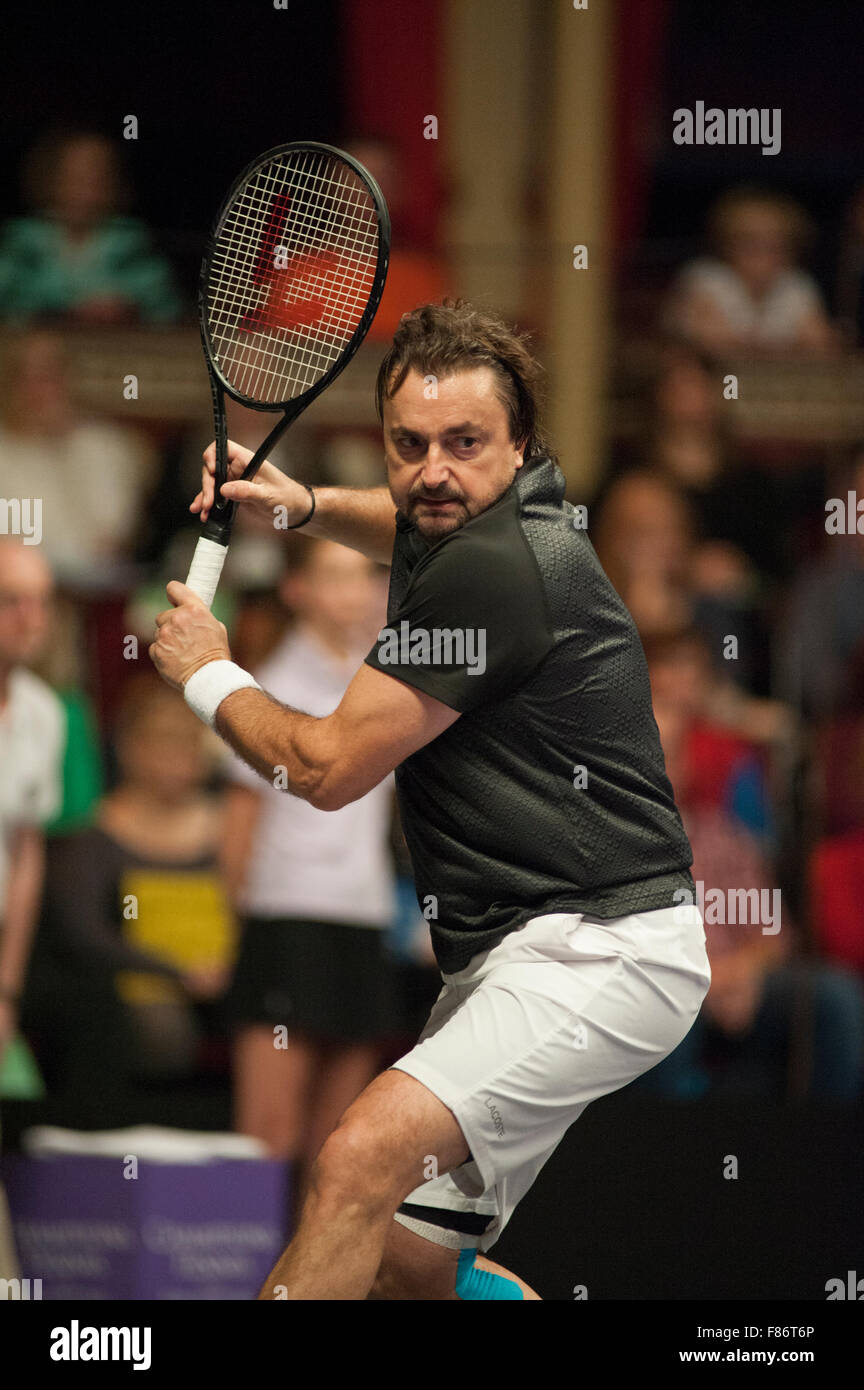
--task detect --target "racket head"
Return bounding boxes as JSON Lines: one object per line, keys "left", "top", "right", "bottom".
{"left": 199, "top": 142, "right": 390, "bottom": 419}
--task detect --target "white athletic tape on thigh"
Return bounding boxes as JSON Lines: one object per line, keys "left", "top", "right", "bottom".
{"left": 186, "top": 536, "right": 228, "bottom": 608}
{"left": 183, "top": 660, "right": 261, "bottom": 728}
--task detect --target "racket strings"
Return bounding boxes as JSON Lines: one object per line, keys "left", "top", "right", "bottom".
{"left": 207, "top": 149, "right": 381, "bottom": 404}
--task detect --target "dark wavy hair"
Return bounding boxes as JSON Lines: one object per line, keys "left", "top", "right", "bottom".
{"left": 375, "top": 299, "right": 553, "bottom": 463}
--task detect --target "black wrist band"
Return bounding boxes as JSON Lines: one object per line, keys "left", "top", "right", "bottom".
{"left": 285, "top": 483, "right": 316, "bottom": 530}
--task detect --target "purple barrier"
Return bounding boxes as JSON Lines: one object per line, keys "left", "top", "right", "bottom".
{"left": 1, "top": 1154, "right": 290, "bottom": 1300}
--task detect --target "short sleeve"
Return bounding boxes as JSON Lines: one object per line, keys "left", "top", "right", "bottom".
{"left": 365, "top": 524, "right": 553, "bottom": 713}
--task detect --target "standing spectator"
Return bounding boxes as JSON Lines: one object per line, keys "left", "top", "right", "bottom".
{"left": 0, "top": 129, "right": 182, "bottom": 325}
{"left": 0, "top": 539, "right": 63, "bottom": 1280}
{"left": 32, "top": 675, "right": 233, "bottom": 1099}
{"left": 663, "top": 186, "right": 836, "bottom": 356}
{"left": 221, "top": 538, "right": 398, "bottom": 1208}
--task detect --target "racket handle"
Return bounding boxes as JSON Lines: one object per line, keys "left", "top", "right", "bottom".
{"left": 186, "top": 536, "right": 228, "bottom": 608}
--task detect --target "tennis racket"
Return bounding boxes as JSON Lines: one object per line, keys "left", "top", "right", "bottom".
{"left": 186, "top": 141, "right": 391, "bottom": 606}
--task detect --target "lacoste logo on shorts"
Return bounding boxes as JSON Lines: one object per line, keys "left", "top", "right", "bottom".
{"left": 484, "top": 1095, "right": 505, "bottom": 1137}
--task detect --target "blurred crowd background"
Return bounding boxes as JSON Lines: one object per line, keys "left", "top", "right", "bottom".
{"left": 2, "top": 0, "right": 864, "bottom": 1254}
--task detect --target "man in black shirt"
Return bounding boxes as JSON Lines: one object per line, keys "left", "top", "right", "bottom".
{"left": 151, "top": 301, "right": 710, "bottom": 1300}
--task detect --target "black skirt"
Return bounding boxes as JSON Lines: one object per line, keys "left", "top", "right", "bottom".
{"left": 227, "top": 916, "right": 400, "bottom": 1043}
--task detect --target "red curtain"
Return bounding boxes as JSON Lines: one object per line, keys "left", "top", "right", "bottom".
{"left": 341, "top": 0, "right": 444, "bottom": 252}
{"left": 612, "top": 0, "right": 670, "bottom": 256}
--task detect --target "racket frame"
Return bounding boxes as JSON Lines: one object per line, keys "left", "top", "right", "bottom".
{"left": 197, "top": 141, "right": 391, "bottom": 545}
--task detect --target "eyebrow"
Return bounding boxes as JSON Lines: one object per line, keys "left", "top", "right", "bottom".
{"left": 390, "top": 423, "right": 485, "bottom": 437}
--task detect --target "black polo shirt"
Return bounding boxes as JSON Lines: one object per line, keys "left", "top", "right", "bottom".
{"left": 365, "top": 455, "right": 695, "bottom": 974}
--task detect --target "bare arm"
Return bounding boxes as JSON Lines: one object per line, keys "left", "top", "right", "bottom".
{"left": 214, "top": 663, "right": 460, "bottom": 812}
{"left": 192, "top": 439, "right": 396, "bottom": 564}
{"left": 219, "top": 783, "right": 262, "bottom": 907}
{"left": 0, "top": 826, "right": 45, "bottom": 1062}
{"left": 0, "top": 825, "right": 44, "bottom": 1000}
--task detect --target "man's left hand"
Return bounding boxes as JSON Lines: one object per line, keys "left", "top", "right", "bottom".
{"left": 149, "top": 581, "right": 231, "bottom": 690}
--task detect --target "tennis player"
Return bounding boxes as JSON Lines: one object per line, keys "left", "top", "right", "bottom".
{"left": 150, "top": 301, "right": 710, "bottom": 1301}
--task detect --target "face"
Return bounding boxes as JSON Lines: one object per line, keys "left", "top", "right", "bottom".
{"left": 597, "top": 476, "right": 692, "bottom": 581}
{"left": 281, "top": 541, "right": 386, "bottom": 645}
{"left": 722, "top": 206, "right": 790, "bottom": 292}
{"left": 382, "top": 366, "right": 524, "bottom": 543}
{"left": 52, "top": 137, "right": 117, "bottom": 230}
{"left": 656, "top": 358, "right": 716, "bottom": 428}
{"left": 0, "top": 544, "right": 53, "bottom": 670}
{"left": 119, "top": 701, "right": 209, "bottom": 801}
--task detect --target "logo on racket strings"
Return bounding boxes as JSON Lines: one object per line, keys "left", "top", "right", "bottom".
{"left": 236, "top": 192, "right": 371, "bottom": 334}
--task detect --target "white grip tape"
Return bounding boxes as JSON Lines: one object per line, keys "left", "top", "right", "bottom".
{"left": 186, "top": 536, "right": 228, "bottom": 608}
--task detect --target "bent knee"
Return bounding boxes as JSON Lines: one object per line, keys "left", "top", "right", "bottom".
{"left": 311, "top": 1123, "right": 404, "bottom": 1214}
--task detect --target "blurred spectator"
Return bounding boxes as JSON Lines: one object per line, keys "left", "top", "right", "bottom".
{"left": 0, "top": 330, "right": 157, "bottom": 588}
{"left": 592, "top": 469, "right": 790, "bottom": 738}
{"left": 28, "top": 676, "right": 233, "bottom": 1102}
{"left": 777, "top": 447, "right": 864, "bottom": 722}
{"left": 591, "top": 468, "right": 693, "bottom": 640}
{"left": 220, "top": 537, "right": 398, "bottom": 1207}
{"left": 645, "top": 343, "right": 730, "bottom": 498}
{"left": 0, "top": 539, "right": 63, "bottom": 1279}
{"left": 638, "top": 630, "right": 864, "bottom": 1100}
{"left": 663, "top": 186, "right": 836, "bottom": 357}
{"left": 0, "top": 130, "right": 182, "bottom": 325}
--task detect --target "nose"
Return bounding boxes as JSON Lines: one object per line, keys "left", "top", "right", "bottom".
{"left": 420, "top": 442, "right": 451, "bottom": 488}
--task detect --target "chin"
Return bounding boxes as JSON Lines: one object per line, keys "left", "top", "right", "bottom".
{"left": 416, "top": 512, "right": 466, "bottom": 542}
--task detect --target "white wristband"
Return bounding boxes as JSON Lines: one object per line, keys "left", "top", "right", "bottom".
{"left": 183, "top": 660, "right": 261, "bottom": 728}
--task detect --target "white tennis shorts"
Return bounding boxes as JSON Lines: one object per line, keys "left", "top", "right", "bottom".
{"left": 391, "top": 903, "right": 710, "bottom": 1253}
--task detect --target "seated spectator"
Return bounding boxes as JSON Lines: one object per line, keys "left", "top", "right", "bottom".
{"left": 0, "top": 129, "right": 182, "bottom": 325}
{"left": 663, "top": 186, "right": 836, "bottom": 357}
{"left": 634, "top": 631, "right": 864, "bottom": 1100}
{"left": 0, "top": 330, "right": 157, "bottom": 589}
{"left": 591, "top": 469, "right": 781, "bottom": 718}
{"left": 26, "top": 676, "right": 233, "bottom": 1105}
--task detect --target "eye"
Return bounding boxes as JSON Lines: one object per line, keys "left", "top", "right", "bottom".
{"left": 455, "top": 436, "right": 477, "bottom": 450}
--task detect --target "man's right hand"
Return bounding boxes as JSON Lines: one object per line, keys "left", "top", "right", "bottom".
{"left": 191, "top": 439, "right": 313, "bottom": 529}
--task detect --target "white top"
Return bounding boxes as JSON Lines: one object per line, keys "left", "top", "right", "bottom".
{"left": 666, "top": 257, "right": 826, "bottom": 345}
{"left": 228, "top": 626, "right": 395, "bottom": 928}
{"left": 0, "top": 422, "right": 154, "bottom": 587}
{"left": 0, "top": 668, "right": 64, "bottom": 913}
